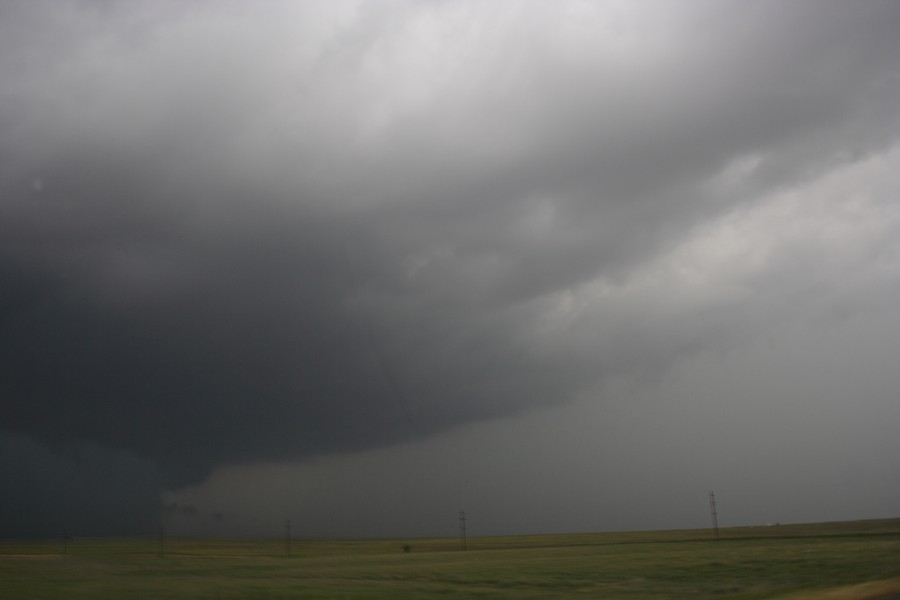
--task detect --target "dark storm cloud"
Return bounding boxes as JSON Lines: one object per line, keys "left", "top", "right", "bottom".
{"left": 2, "top": 0, "right": 900, "bottom": 534}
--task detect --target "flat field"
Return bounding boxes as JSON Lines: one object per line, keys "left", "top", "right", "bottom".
{"left": 2, "top": 518, "right": 899, "bottom": 599}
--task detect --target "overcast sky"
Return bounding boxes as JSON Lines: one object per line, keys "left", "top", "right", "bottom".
{"left": 2, "top": 0, "right": 899, "bottom": 538}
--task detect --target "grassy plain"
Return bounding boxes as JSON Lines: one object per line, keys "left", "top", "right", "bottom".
{"left": 2, "top": 518, "right": 899, "bottom": 599}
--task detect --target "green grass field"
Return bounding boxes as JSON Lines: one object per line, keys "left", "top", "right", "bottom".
{"left": 2, "top": 519, "right": 899, "bottom": 599}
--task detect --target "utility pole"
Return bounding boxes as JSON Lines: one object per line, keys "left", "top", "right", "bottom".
{"left": 459, "top": 510, "right": 467, "bottom": 551}
{"left": 284, "top": 519, "right": 292, "bottom": 558}
{"left": 709, "top": 491, "right": 720, "bottom": 540}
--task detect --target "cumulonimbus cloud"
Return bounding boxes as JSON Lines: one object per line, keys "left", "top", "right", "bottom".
{"left": 1, "top": 0, "right": 899, "bottom": 506}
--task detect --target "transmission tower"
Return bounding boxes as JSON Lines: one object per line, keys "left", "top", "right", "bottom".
{"left": 459, "top": 510, "right": 467, "bottom": 551}
{"left": 709, "top": 491, "right": 720, "bottom": 540}
{"left": 285, "top": 519, "right": 292, "bottom": 558}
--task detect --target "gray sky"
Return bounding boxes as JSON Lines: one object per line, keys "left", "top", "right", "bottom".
{"left": 1, "top": 0, "right": 899, "bottom": 538}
